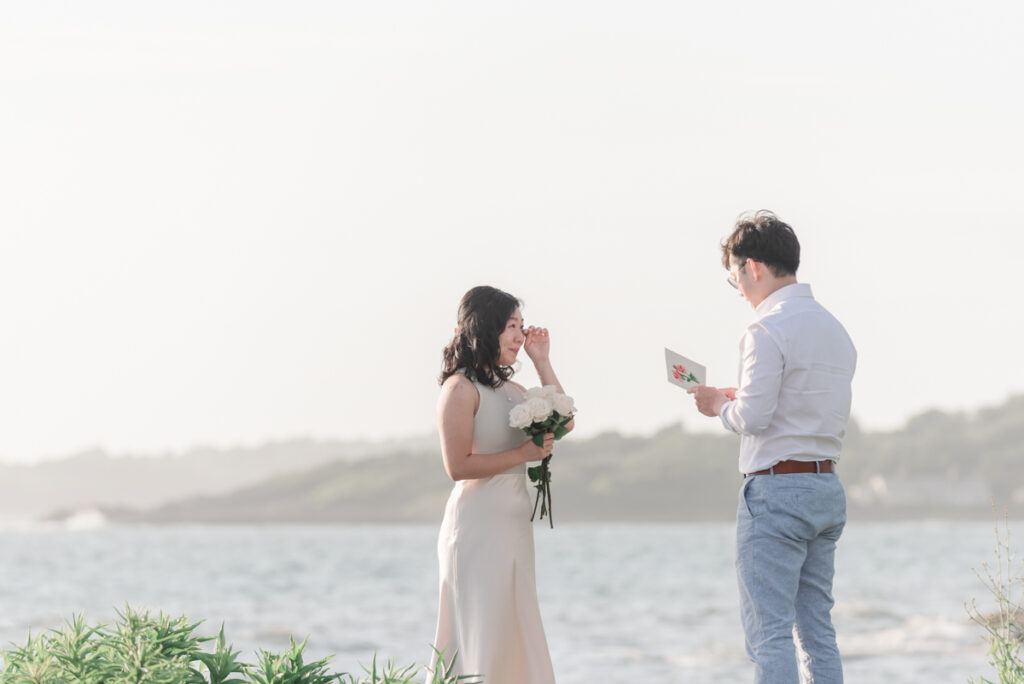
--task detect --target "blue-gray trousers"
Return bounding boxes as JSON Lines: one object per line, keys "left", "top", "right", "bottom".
{"left": 736, "top": 472, "right": 846, "bottom": 683}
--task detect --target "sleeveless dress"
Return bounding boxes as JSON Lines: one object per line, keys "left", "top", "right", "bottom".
{"left": 429, "top": 376, "right": 556, "bottom": 684}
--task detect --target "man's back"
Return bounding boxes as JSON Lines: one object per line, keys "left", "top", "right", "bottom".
{"left": 758, "top": 286, "right": 857, "bottom": 457}
{"left": 727, "top": 283, "right": 857, "bottom": 473}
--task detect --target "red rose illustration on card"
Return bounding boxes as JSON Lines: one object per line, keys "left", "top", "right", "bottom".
{"left": 664, "top": 347, "right": 706, "bottom": 390}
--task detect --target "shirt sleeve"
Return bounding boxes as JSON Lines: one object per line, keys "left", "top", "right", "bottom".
{"left": 719, "top": 323, "right": 784, "bottom": 435}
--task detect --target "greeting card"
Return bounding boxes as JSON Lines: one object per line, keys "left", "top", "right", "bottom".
{"left": 664, "top": 348, "right": 706, "bottom": 390}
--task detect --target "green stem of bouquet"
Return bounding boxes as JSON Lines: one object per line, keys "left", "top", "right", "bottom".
{"left": 530, "top": 455, "right": 553, "bottom": 528}
{"left": 526, "top": 413, "right": 570, "bottom": 529}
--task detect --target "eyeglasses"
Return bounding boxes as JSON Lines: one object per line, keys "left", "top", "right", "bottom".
{"left": 726, "top": 260, "right": 747, "bottom": 289}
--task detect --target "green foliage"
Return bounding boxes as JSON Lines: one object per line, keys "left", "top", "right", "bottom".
{"left": 339, "top": 653, "right": 418, "bottom": 684}
{"left": 420, "top": 649, "right": 482, "bottom": 684}
{"left": 47, "top": 613, "right": 105, "bottom": 684}
{"left": 103, "top": 607, "right": 208, "bottom": 683}
{"left": 1, "top": 633, "right": 66, "bottom": 684}
{"left": 249, "top": 638, "right": 337, "bottom": 684}
{"left": 0, "top": 609, "right": 480, "bottom": 684}
{"left": 193, "top": 626, "right": 248, "bottom": 684}
{"left": 968, "top": 513, "right": 1024, "bottom": 683}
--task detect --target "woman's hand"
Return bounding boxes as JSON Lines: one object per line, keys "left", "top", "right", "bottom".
{"left": 519, "top": 432, "right": 554, "bottom": 462}
{"left": 523, "top": 326, "right": 550, "bottom": 365}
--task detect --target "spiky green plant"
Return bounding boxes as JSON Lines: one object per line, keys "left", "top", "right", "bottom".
{"left": 194, "top": 625, "right": 249, "bottom": 684}
{"left": 46, "top": 613, "right": 105, "bottom": 684}
{"left": 0, "top": 633, "right": 67, "bottom": 684}
{"left": 248, "top": 637, "right": 339, "bottom": 684}
{"left": 99, "top": 606, "right": 209, "bottom": 683}
{"left": 0, "top": 609, "right": 482, "bottom": 684}
{"left": 423, "top": 649, "right": 483, "bottom": 684}
{"left": 968, "top": 512, "right": 1024, "bottom": 683}
{"left": 339, "top": 652, "right": 416, "bottom": 684}
{"left": 340, "top": 648, "right": 481, "bottom": 684}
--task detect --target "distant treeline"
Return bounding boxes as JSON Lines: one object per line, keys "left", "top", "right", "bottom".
{"left": 97, "top": 396, "right": 1024, "bottom": 524}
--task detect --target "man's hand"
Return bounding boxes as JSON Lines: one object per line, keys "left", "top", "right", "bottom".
{"left": 688, "top": 385, "right": 731, "bottom": 417}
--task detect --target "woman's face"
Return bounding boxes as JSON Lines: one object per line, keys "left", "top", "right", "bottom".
{"left": 496, "top": 308, "right": 526, "bottom": 366}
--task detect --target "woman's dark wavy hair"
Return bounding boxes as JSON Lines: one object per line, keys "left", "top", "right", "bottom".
{"left": 721, "top": 210, "right": 800, "bottom": 276}
{"left": 439, "top": 285, "right": 521, "bottom": 389}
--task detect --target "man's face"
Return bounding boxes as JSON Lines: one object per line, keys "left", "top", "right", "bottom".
{"left": 728, "top": 256, "right": 752, "bottom": 305}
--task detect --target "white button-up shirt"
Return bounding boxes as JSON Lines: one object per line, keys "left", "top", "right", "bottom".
{"left": 719, "top": 283, "right": 857, "bottom": 474}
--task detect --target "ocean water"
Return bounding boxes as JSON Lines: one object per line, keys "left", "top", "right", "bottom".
{"left": 0, "top": 521, "right": 1002, "bottom": 682}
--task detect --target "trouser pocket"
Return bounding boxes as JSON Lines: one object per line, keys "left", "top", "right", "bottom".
{"left": 738, "top": 476, "right": 757, "bottom": 518}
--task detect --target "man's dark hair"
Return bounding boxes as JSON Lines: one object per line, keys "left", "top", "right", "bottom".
{"left": 721, "top": 210, "right": 800, "bottom": 276}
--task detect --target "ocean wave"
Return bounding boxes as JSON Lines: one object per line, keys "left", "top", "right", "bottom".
{"left": 839, "top": 615, "right": 978, "bottom": 656}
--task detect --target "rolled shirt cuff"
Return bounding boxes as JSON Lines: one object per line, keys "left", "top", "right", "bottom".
{"left": 719, "top": 399, "right": 739, "bottom": 433}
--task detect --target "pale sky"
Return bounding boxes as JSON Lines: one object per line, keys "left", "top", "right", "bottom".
{"left": 1, "top": 1, "right": 1022, "bottom": 462}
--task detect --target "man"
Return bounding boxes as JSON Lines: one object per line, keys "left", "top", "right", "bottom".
{"left": 690, "top": 211, "right": 856, "bottom": 683}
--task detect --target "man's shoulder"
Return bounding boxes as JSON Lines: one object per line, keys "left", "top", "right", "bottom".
{"left": 753, "top": 296, "right": 852, "bottom": 346}
{"left": 766, "top": 293, "right": 839, "bottom": 323}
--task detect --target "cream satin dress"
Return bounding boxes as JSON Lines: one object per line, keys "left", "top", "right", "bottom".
{"left": 429, "top": 375, "right": 556, "bottom": 684}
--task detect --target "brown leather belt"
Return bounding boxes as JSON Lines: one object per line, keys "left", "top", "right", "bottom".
{"left": 744, "top": 460, "right": 834, "bottom": 478}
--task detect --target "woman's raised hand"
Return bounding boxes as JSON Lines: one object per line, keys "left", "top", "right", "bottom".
{"left": 523, "top": 326, "right": 550, "bottom": 364}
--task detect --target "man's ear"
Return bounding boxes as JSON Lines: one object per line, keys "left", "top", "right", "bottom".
{"left": 747, "top": 259, "right": 765, "bottom": 281}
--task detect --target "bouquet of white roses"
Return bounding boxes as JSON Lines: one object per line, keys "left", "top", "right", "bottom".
{"left": 508, "top": 385, "right": 576, "bottom": 528}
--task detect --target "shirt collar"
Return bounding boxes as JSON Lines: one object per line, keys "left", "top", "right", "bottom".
{"left": 755, "top": 282, "right": 813, "bottom": 318}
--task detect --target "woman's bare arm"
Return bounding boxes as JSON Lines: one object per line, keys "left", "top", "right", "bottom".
{"left": 438, "top": 375, "right": 553, "bottom": 481}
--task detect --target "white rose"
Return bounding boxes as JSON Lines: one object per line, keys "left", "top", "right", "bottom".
{"left": 509, "top": 403, "right": 533, "bottom": 429}
{"left": 524, "top": 386, "right": 548, "bottom": 399}
{"left": 526, "top": 397, "right": 553, "bottom": 422}
{"left": 552, "top": 393, "right": 575, "bottom": 416}
{"left": 541, "top": 385, "right": 558, "bottom": 397}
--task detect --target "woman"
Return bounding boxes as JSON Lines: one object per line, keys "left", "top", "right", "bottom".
{"left": 428, "top": 285, "right": 573, "bottom": 684}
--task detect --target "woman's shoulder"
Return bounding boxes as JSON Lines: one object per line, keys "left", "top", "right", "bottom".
{"left": 442, "top": 370, "right": 473, "bottom": 388}
{"left": 440, "top": 372, "right": 481, "bottom": 404}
